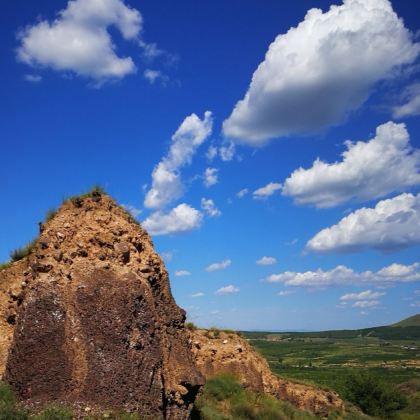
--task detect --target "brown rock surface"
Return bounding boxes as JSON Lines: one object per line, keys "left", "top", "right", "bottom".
{"left": 0, "top": 192, "right": 203, "bottom": 418}
{"left": 190, "top": 329, "right": 344, "bottom": 416}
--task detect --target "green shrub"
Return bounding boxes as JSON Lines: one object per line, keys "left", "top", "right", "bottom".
{"left": 186, "top": 322, "right": 197, "bottom": 331}
{"left": 10, "top": 239, "right": 37, "bottom": 262}
{"left": 210, "top": 327, "right": 221, "bottom": 338}
{"left": 0, "top": 383, "right": 16, "bottom": 408}
{"left": 203, "top": 374, "right": 243, "bottom": 402}
{"left": 34, "top": 405, "right": 73, "bottom": 420}
{"left": 0, "top": 262, "right": 11, "bottom": 272}
{"left": 45, "top": 208, "right": 57, "bottom": 223}
{"left": 343, "top": 371, "right": 407, "bottom": 417}
{"left": 194, "top": 374, "right": 316, "bottom": 420}
{"left": 0, "top": 382, "right": 27, "bottom": 420}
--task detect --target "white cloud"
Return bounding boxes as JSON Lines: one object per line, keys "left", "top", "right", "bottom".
{"left": 393, "top": 83, "right": 420, "bottom": 118}
{"left": 223, "top": 0, "right": 419, "bottom": 145}
{"left": 219, "top": 142, "right": 235, "bottom": 161}
{"left": 201, "top": 198, "right": 221, "bottom": 217}
{"left": 205, "top": 259, "right": 231, "bottom": 272}
{"left": 175, "top": 270, "right": 191, "bottom": 277}
{"left": 190, "top": 292, "right": 204, "bottom": 298}
{"left": 216, "top": 285, "right": 239, "bottom": 295}
{"left": 257, "top": 256, "right": 277, "bottom": 266}
{"left": 282, "top": 122, "right": 420, "bottom": 208}
{"left": 142, "top": 203, "right": 203, "bottom": 236}
{"left": 24, "top": 74, "right": 42, "bottom": 83}
{"left": 265, "top": 262, "right": 420, "bottom": 288}
{"left": 121, "top": 204, "right": 142, "bottom": 217}
{"left": 236, "top": 188, "right": 249, "bottom": 199}
{"left": 340, "top": 290, "right": 385, "bottom": 301}
{"left": 206, "top": 145, "right": 218, "bottom": 161}
{"left": 253, "top": 182, "right": 282, "bottom": 199}
{"left": 143, "top": 69, "right": 168, "bottom": 85}
{"left": 144, "top": 111, "right": 213, "bottom": 209}
{"left": 278, "top": 290, "right": 295, "bottom": 297}
{"left": 306, "top": 193, "right": 420, "bottom": 254}
{"left": 353, "top": 300, "right": 380, "bottom": 308}
{"left": 161, "top": 251, "right": 173, "bottom": 262}
{"left": 203, "top": 167, "right": 219, "bottom": 187}
{"left": 17, "top": 0, "right": 143, "bottom": 83}
{"left": 410, "top": 301, "right": 420, "bottom": 308}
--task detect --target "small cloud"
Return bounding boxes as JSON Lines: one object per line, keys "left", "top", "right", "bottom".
{"left": 256, "top": 256, "right": 277, "bottom": 266}
{"left": 360, "top": 311, "right": 369, "bottom": 316}
{"left": 190, "top": 292, "right": 204, "bottom": 298}
{"left": 352, "top": 300, "right": 380, "bottom": 308}
{"left": 175, "top": 270, "right": 191, "bottom": 277}
{"left": 161, "top": 251, "right": 174, "bottom": 262}
{"left": 236, "top": 188, "right": 249, "bottom": 199}
{"left": 203, "top": 167, "right": 219, "bottom": 187}
{"left": 201, "top": 198, "right": 221, "bottom": 217}
{"left": 121, "top": 204, "right": 142, "bottom": 218}
{"left": 285, "top": 238, "right": 298, "bottom": 246}
{"left": 205, "top": 259, "right": 231, "bottom": 272}
{"left": 216, "top": 285, "right": 239, "bottom": 295}
{"left": 277, "top": 290, "right": 295, "bottom": 297}
{"left": 206, "top": 145, "right": 217, "bottom": 161}
{"left": 253, "top": 182, "right": 282, "bottom": 199}
{"left": 24, "top": 74, "right": 42, "bottom": 83}
{"left": 142, "top": 203, "right": 203, "bottom": 236}
{"left": 143, "top": 68, "right": 168, "bottom": 85}
{"left": 340, "top": 290, "right": 385, "bottom": 301}
{"left": 410, "top": 301, "right": 420, "bottom": 308}
{"left": 219, "top": 142, "right": 235, "bottom": 161}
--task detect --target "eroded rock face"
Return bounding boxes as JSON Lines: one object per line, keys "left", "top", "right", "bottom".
{"left": 0, "top": 193, "right": 203, "bottom": 418}
{"left": 190, "top": 329, "right": 344, "bottom": 417}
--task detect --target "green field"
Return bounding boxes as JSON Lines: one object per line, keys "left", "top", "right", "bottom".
{"left": 243, "top": 335, "right": 420, "bottom": 392}
{"left": 241, "top": 325, "right": 420, "bottom": 418}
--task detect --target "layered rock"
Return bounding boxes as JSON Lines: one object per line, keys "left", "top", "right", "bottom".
{"left": 190, "top": 329, "right": 344, "bottom": 416}
{"left": 0, "top": 192, "right": 203, "bottom": 418}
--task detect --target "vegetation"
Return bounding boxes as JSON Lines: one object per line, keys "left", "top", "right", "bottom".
{"left": 241, "top": 326, "right": 420, "bottom": 419}
{"left": 33, "top": 405, "right": 73, "bottom": 420}
{"left": 0, "top": 262, "right": 12, "bottom": 272}
{"left": 193, "top": 373, "right": 318, "bottom": 420}
{"left": 392, "top": 314, "right": 420, "bottom": 328}
{"left": 44, "top": 208, "right": 58, "bottom": 223}
{"left": 186, "top": 322, "right": 198, "bottom": 331}
{"left": 10, "top": 239, "right": 37, "bottom": 262}
{"left": 66, "top": 185, "right": 107, "bottom": 206}
{"left": 0, "top": 382, "right": 27, "bottom": 420}
{"left": 343, "top": 371, "right": 407, "bottom": 417}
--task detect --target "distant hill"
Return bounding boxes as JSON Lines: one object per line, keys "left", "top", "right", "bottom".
{"left": 241, "top": 314, "right": 420, "bottom": 341}
{"left": 392, "top": 314, "right": 420, "bottom": 327}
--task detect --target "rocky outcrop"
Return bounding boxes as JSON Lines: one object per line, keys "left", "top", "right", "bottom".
{"left": 0, "top": 192, "right": 203, "bottom": 418}
{"left": 190, "top": 329, "right": 344, "bottom": 417}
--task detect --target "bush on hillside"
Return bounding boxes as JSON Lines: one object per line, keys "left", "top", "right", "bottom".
{"left": 10, "top": 239, "right": 36, "bottom": 262}
{"left": 186, "top": 322, "right": 197, "bottom": 331}
{"left": 193, "top": 373, "right": 316, "bottom": 420}
{"left": 343, "top": 371, "right": 407, "bottom": 417}
{"left": 0, "top": 382, "right": 27, "bottom": 420}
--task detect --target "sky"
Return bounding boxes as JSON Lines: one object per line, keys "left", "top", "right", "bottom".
{"left": 1, "top": 0, "right": 420, "bottom": 331}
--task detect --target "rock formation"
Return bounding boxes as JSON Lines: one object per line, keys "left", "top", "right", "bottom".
{"left": 190, "top": 329, "right": 344, "bottom": 416}
{"left": 0, "top": 191, "right": 203, "bottom": 418}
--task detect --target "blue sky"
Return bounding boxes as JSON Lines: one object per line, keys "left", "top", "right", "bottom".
{"left": 1, "top": 0, "right": 420, "bottom": 330}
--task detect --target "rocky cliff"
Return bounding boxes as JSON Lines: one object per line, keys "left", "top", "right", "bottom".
{"left": 190, "top": 329, "right": 344, "bottom": 416}
{"left": 0, "top": 191, "right": 203, "bottom": 418}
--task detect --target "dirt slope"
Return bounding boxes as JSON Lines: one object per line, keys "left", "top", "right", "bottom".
{"left": 190, "top": 329, "right": 344, "bottom": 416}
